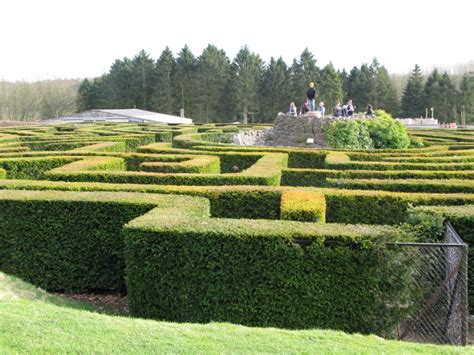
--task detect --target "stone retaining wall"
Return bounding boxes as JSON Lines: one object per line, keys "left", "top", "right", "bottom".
{"left": 232, "top": 112, "right": 360, "bottom": 147}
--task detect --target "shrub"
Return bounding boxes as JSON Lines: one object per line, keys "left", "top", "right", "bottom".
{"left": 325, "top": 111, "right": 410, "bottom": 149}
{"left": 326, "top": 120, "right": 369, "bottom": 149}
{"left": 368, "top": 110, "right": 410, "bottom": 149}
{"left": 409, "top": 136, "right": 425, "bottom": 148}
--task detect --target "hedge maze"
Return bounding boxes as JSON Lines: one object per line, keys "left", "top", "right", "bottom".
{"left": 1, "top": 123, "right": 474, "bottom": 335}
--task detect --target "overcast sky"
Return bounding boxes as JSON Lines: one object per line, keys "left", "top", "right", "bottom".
{"left": 0, "top": 0, "right": 473, "bottom": 81}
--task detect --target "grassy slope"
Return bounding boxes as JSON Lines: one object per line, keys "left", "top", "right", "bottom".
{"left": 0, "top": 272, "right": 472, "bottom": 354}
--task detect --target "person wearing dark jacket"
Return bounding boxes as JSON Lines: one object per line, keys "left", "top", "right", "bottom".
{"left": 366, "top": 104, "right": 374, "bottom": 117}
{"left": 300, "top": 98, "right": 309, "bottom": 114}
{"left": 306, "top": 82, "right": 316, "bottom": 111}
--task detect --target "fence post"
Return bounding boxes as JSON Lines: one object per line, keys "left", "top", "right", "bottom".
{"left": 461, "top": 244, "right": 468, "bottom": 345}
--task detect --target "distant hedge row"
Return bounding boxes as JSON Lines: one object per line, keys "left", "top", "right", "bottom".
{"left": 45, "top": 153, "right": 287, "bottom": 186}
{"left": 1, "top": 179, "right": 473, "bottom": 225}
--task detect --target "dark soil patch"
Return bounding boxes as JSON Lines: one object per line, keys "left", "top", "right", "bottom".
{"left": 55, "top": 292, "right": 129, "bottom": 315}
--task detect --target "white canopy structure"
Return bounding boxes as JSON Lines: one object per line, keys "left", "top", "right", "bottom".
{"left": 53, "top": 109, "right": 193, "bottom": 124}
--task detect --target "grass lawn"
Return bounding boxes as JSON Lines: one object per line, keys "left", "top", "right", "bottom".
{"left": 0, "top": 272, "right": 472, "bottom": 354}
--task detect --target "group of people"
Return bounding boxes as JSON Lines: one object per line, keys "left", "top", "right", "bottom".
{"left": 332, "top": 100, "right": 355, "bottom": 118}
{"left": 288, "top": 82, "right": 375, "bottom": 118}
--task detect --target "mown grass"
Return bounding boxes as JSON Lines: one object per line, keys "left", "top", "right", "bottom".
{"left": 1, "top": 272, "right": 472, "bottom": 354}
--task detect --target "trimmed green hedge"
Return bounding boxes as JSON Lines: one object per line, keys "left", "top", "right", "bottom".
{"left": 0, "top": 191, "right": 148, "bottom": 291}
{"left": 45, "top": 153, "right": 287, "bottom": 187}
{"left": 70, "top": 141, "right": 127, "bottom": 153}
{"left": 287, "top": 150, "right": 327, "bottom": 168}
{"left": 281, "top": 168, "right": 474, "bottom": 186}
{"left": 2, "top": 179, "right": 474, "bottom": 225}
{"left": 139, "top": 155, "right": 220, "bottom": 174}
{"left": 124, "top": 209, "right": 409, "bottom": 333}
{"left": 0, "top": 190, "right": 205, "bottom": 292}
{"left": 322, "top": 178, "right": 474, "bottom": 194}
{"left": 0, "top": 157, "right": 79, "bottom": 179}
{"left": 138, "top": 143, "right": 266, "bottom": 173}
{"left": 324, "top": 152, "right": 474, "bottom": 171}
{"left": 280, "top": 190, "right": 326, "bottom": 223}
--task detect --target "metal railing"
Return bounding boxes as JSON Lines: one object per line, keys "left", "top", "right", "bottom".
{"left": 386, "top": 222, "right": 468, "bottom": 345}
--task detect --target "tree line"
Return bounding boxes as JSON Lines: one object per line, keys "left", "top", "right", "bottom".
{"left": 1, "top": 46, "right": 472, "bottom": 123}
{"left": 401, "top": 65, "right": 474, "bottom": 124}
{"left": 0, "top": 79, "right": 79, "bottom": 121}
{"left": 77, "top": 46, "right": 473, "bottom": 123}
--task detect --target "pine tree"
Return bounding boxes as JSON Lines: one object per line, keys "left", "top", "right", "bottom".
{"left": 131, "top": 50, "right": 156, "bottom": 110}
{"left": 340, "top": 68, "right": 349, "bottom": 100}
{"left": 347, "top": 64, "right": 372, "bottom": 110}
{"left": 230, "top": 46, "right": 263, "bottom": 123}
{"left": 458, "top": 73, "right": 474, "bottom": 124}
{"left": 424, "top": 69, "right": 442, "bottom": 120}
{"left": 174, "top": 45, "right": 197, "bottom": 118}
{"left": 152, "top": 47, "right": 176, "bottom": 115}
{"left": 318, "top": 63, "right": 344, "bottom": 114}
{"left": 76, "top": 79, "right": 92, "bottom": 112}
{"left": 424, "top": 69, "right": 456, "bottom": 122}
{"left": 259, "top": 57, "right": 291, "bottom": 122}
{"left": 371, "top": 60, "right": 399, "bottom": 116}
{"left": 438, "top": 71, "right": 456, "bottom": 122}
{"left": 195, "top": 44, "right": 231, "bottom": 122}
{"left": 289, "top": 48, "right": 320, "bottom": 103}
{"left": 107, "top": 58, "right": 135, "bottom": 108}
{"left": 401, "top": 64, "right": 425, "bottom": 118}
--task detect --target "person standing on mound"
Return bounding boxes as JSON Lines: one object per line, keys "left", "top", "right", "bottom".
{"left": 306, "top": 82, "right": 316, "bottom": 111}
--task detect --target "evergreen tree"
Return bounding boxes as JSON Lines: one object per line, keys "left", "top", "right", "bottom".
{"left": 340, "top": 68, "right": 349, "bottom": 100}
{"left": 131, "top": 50, "right": 157, "bottom": 110}
{"left": 195, "top": 44, "right": 231, "bottom": 122}
{"left": 259, "top": 57, "right": 291, "bottom": 122}
{"left": 152, "top": 47, "right": 176, "bottom": 115}
{"left": 458, "top": 73, "right": 474, "bottom": 124}
{"left": 75, "top": 76, "right": 111, "bottom": 110}
{"left": 107, "top": 57, "right": 135, "bottom": 108}
{"left": 424, "top": 69, "right": 442, "bottom": 120}
{"left": 174, "top": 45, "right": 197, "bottom": 118}
{"left": 230, "top": 46, "right": 263, "bottom": 123}
{"left": 400, "top": 64, "right": 425, "bottom": 118}
{"left": 76, "top": 79, "right": 92, "bottom": 112}
{"left": 424, "top": 69, "right": 456, "bottom": 122}
{"left": 438, "top": 71, "right": 456, "bottom": 122}
{"left": 347, "top": 64, "right": 372, "bottom": 110}
{"left": 371, "top": 60, "right": 399, "bottom": 116}
{"left": 289, "top": 48, "right": 320, "bottom": 103}
{"left": 318, "top": 63, "right": 344, "bottom": 114}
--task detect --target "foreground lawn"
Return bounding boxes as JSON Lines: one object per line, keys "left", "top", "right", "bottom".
{"left": 0, "top": 272, "right": 472, "bottom": 354}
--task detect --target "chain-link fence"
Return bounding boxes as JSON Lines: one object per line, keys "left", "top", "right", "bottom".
{"left": 386, "top": 222, "right": 468, "bottom": 345}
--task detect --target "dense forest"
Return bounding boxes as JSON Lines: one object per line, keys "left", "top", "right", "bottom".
{"left": 2, "top": 46, "right": 473, "bottom": 123}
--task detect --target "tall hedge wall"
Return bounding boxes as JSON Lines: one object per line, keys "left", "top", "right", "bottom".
{"left": 0, "top": 190, "right": 202, "bottom": 292}
{"left": 124, "top": 211, "right": 409, "bottom": 334}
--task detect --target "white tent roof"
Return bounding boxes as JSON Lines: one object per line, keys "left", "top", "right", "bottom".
{"left": 57, "top": 109, "right": 193, "bottom": 124}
